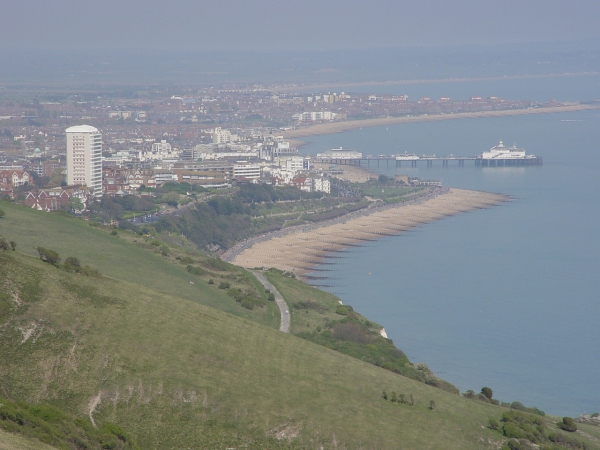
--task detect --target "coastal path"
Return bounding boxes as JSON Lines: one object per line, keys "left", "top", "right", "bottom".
{"left": 252, "top": 271, "right": 290, "bottom": 333}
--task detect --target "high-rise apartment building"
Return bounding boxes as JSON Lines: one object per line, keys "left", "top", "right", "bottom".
{"left": 66, "top": 125, "right": 102, "bottom": 198}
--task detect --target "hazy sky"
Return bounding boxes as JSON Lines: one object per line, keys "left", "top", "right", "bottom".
{"left": 1, "top": 0, "right": 599, "bottom": 51}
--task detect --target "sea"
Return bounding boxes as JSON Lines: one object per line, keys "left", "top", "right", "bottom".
{"left": 300, "top": 74, "right": 600, "bottom": 416}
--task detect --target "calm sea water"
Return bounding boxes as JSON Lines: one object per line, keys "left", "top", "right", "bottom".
{"left": 301, "top": 82, "right": 600, "bottom": 416}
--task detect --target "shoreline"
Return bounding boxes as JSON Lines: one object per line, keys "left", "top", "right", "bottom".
{"left": 284, "top": 104, "right": 600, "bottom": 140}
{"left": 229, "top": 188, "right": 509, "bottom": 276}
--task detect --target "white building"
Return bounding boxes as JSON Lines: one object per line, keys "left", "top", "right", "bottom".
{"left": 313, "top": 177, "right": 331, "bottom": 193}
{"left": 151, "top": 140, "right": 172, "bottom": 157}
{"left": 285, "top": 156, "right": 310, "bottom": 172}
{"left": 316, "top": 147, "right": 362, "bottom": 159}
{"left": 292, "top": 111, "right": 337, "bottom": 122}
{"left": 212, "top": 127, "right": 239, "bottom": 144}
{"left": 66, "top": 125, "right": 103, "bottom": 198}
{"left": 233, "top": 161, "right": 261, "bottom": 179}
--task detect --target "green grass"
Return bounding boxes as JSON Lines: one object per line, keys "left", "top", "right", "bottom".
{"left": 0, "top": 397, "right": 138, "bottom": 449}
{"left": 0, "top": 428, "right": 58, "bottom": 450}
{"left": 1, "top": 203, "right": 597, "bottom": 450}
{"left": 0, "top": 200, "right": 280, "bottom": 328}
{"left": 264, "top": 268, "right": 362, "bottom": 335}
{"left": 0, "top": 249, "right": 570, "bottom": 450}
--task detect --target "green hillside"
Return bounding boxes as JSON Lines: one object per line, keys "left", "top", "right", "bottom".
{"left": 0, "top": 200, "right": 280, "bottom": 328}
{"left": 1, "top": 202, "right": 597, "bottom": 449}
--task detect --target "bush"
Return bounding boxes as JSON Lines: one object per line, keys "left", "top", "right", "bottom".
{"left": 488, "top": 418, "right": 500, "bottom": 430}
{"left": 37, "top": 247, "right": 60, "bottom": 266}
{"left": 150, "top": 240, "right": 160, "bottom": 246}
{"left": 0, "top": 209, "right": 4, "bottom": 218}
{"left": 9, "top": 241, "right": 16, "bottom": 251}
{"left": 557, "top": 417, "right": 577, "bottom": 432}
{"left": 63, "top": 256, "right": 81, "bottom": 271}
{"left": 481, "top": 386, "right": 493, "bottom": 400}
{"left": 208, "top": 278, "right": 214, "bottom": 284}
{"left": 293, "top": 299, "right": 326, "bottom": 310}
{"left": 267, "top": 293, "right": 275, "bottom": 301}
{"left": 240, "top": 299, "right": 254, "bottom": 310}
{"left": 203, "top": 258, "right": 230, "bottom": 271}
{"left": 111, "top": 229, "right": 118, "bottom": 236}
{"left": 332, "top": 322, "right": 374, "bottom": 344}
{"left": 0, "top": 237, "right": 9, "bottom": 251}
{"left": 180, "top": 256, "right": 195, "bottom": 264}
{"left": 218, "top": 282, "right": 231, "bottom": 289}
{"left": 186, "top": 265, "right": 207, "bottom": 276}
{"left": 503, "top": 438, "right": 523, "bottom": 450}
{"left": 335, "top": 305, "right": 353, "bottom": 315}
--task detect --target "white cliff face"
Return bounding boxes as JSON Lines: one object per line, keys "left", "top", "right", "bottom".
{"left": 379, "top": 328, "right": 388, "bottom": 339}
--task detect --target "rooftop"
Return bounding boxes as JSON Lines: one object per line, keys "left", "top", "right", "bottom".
{"left": 65, "top": 125, "right": 99, "bottom": 133}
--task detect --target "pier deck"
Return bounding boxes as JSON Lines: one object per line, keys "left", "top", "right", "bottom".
{"left": 316, "top": 155, "right": 543, "bottom": 167}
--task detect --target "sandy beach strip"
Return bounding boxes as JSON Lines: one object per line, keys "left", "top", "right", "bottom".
{"left": 283, "top": 104, "right": 600, "bottom": 139}
{"left": 230, "top": 188, "right": 508, "bottom": 276}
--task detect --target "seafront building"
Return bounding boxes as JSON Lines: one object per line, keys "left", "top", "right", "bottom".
{"left": 65, "top": 125, "right": 103, "bottom": 198}
{"left": 316, "top": 147, "right": 363, "bottom": 159}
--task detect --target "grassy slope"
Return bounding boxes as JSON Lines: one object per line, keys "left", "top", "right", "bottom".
{"left": 0, "top": 250, "right": 528, "bottom": 450}
{"left": 0, "top": 429, "right": 57, "bottom": 450}
{"left": 0, "top": 200, "right": 279, "bottom": 328}
{"left": 1, "top": 204, "right": 597, "bottom": 449}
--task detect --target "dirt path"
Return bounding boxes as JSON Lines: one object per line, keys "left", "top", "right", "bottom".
{"left": 252, "top": 271, "right": 290, "bottom": 333}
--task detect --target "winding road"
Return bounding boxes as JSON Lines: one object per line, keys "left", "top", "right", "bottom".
{"left": 252, "top": 271, "right": 290, "bottom": 333}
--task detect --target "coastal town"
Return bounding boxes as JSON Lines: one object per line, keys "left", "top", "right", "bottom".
{"left": 0, "top": 84, "right": 592, "bottom": 211}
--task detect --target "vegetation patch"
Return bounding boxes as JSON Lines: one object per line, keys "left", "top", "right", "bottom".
{"left": 59, "top": 279, "right": 124, "bottom": 308}
{"left": 292, "top": 300, "right": 327, "bottom": 311}
{"left": 489, "top": 410, "right": 590, "bottom": 450}
{"left": 0, "top": 397, "right": 139, "bottom": 450}
{"left": 297, "top": 316, "right": 427, "bottom": 381}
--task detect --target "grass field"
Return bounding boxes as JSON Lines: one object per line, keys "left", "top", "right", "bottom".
{"left": 0, "top": 429, "right": 57, "bottom": 450}
{"left": 0, "top": 200, "right": 280, "bottom": 328}
{"left": 1, "top": 203, "right": 597, "bottom": 449}
{"left": 0, "top": 250, "right": 520, "bottom": 449}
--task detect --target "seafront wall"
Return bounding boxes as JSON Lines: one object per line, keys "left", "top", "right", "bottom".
{"left": 229, "top": 188, "right": 509, "bottom": 276}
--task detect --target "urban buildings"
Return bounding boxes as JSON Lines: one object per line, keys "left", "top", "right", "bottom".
{"left": 66, "top": 125, "right": 103, "bottom": 198}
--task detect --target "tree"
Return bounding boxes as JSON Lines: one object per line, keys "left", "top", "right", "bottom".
{"left": 37, "top": 247, "right": 60, "bottom": 266}
{"left": 481, "top": 387, "right": 493, "bottom": 400}
{"left": 557, "top": 417, "right": 577, "bottom": 432}
{"left": 64, "top": 256, "right": 81, "bottom": 271}
{"left": 429, "top": 400, "right": 436, "bottom": 411}
{"left": 9, "top": 241, "right": 16, "bottom": 251}
{"left": 0, "top": 209, "right": 5, "bottom": 218}
{"left": 68, "top": 197, "right": 85, "bottom": 212}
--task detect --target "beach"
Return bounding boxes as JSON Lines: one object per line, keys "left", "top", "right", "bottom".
{"left": 283, "top": 104, "right": 600, "bottom": 139}
{"left": 230, "top": 188, "right": 508, "bottom": 275}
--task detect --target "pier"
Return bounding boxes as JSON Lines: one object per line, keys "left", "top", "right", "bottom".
{"left": 315, "top": 155, "right": 543, "bottom": 167}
